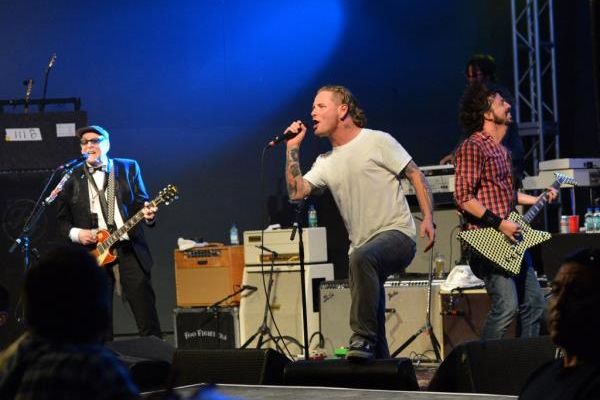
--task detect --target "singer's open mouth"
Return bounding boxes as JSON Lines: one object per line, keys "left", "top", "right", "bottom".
{"left": 313, "top": 120, "right": 319, "bottom": 129}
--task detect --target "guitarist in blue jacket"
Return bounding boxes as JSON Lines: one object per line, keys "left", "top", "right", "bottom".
{"left": 454, "top": 84, "right": 557, "bottom": 340}
{"left": 56, "top": 125, "right": 161, "bottom": 339}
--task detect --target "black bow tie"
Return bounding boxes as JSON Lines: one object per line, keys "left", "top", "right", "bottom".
{"left": 88, "top": 165, "right": 105, "bottom": 174}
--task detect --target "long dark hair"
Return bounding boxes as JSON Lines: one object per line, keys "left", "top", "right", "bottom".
{"left": 458, "top": 82, "right": 493, "bottom": 135}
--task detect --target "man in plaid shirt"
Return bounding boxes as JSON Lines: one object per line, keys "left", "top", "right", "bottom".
{"left": 454, "top": 82, "right": 557, "bottom": 340}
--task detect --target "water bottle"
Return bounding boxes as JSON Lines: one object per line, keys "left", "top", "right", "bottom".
{"left": 585, "top": 208, "right": 594, "bottom": 233}
{"left": 594, "top": 208, "right": 600, "bottom": 234}
{"left": 434, "top": 253, "right": 446, "bottom": 278}
{"left": 308, "top": 205, "right": 318, "bottom": 227}
{"left": 229, "top": 223, "right": 239, "bottom": 245}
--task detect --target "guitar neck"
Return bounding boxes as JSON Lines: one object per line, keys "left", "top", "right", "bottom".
{"left": 104, "top": 197, "right": 164, "bottom": 248}
{"left": 522, "top": 181, "right": 560, "bottom": 224}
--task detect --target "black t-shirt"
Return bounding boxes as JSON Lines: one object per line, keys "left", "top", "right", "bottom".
{"left": 520, "top": 359, "right": 600, "bottom": 400}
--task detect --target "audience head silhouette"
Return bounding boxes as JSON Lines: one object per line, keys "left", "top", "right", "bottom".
{"left": 549, "top": 248, "right": 600, "bottom": 362}
{"left": 24, "top": 245, "right": 109, "bottom": 344}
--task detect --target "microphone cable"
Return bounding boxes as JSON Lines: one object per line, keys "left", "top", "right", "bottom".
{"left": 257, "top": 145, "right": 295, "bottom": 360}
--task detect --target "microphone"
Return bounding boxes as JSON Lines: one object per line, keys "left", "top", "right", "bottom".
{"left": 23, "top": 79, "right": 33, "bottom": 98}
{"left": 267, "top": 128, "right": 301, "bottom": 148}
{"left": 242, "top": 285, "right": 258, "bottom": 292}
{"left": 47, "top": 53, "right": 57, "bottom": 70}
{"left": 255, "top": 244, "right": 279, "bottom": 257}
{"left": 57, "top": 153, "right": 88, "bottom": 170}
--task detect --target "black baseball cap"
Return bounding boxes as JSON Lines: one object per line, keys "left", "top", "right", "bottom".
{"left": 76, "top": 125, "right": 110, "bottom": 140}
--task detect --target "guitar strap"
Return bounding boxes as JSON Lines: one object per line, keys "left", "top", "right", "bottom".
{"left": 84, "top": 159, "right": 116, "bottom": 232}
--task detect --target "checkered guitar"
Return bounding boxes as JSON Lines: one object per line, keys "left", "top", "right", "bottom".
{"left": 458, "top": 173, "right": 576, "bottom": 275}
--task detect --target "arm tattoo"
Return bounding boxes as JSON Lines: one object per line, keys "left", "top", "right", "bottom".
{"left": 286, "top": 147, "right": 302, "bottom": 198}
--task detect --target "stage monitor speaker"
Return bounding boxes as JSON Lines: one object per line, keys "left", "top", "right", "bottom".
{"left": 407, "top": 208, "right": 461, "bottom": 274}
{"left": 319, "top": 279, "right": 443, "bottom": 359}
{"left": 284, "top": 358, "right": 419, "bottom": 391}
{"left": 441, "top": 289, "right": 516, "bottom": 357}
{"left": 106, "top": 336, "right": 175, "bottom": 392}
{"left": 428, "top": 336, "right": 556, "bottom": 395}
{"left": 239, "top": 263, "right": 333, "bottom": 353}
{"left": 174, "top": 246, "right": 244, "bottom": 307}
{"left": 171, "top": 348, "right": 290, "bottom": 386}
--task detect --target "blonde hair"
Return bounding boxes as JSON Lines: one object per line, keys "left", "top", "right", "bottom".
{"left": 317, "top": 85, "right": 367, "bottom": 127}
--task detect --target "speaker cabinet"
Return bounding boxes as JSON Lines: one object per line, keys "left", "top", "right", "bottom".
{"left": 239, "top": 263, "right": 333, "bottom": 353}
{"left": 385, "top": 280, "right": 443, "bottom": 358}
{"left": 441, "top": 289, "right": 516, "bottom": 357}
{"left": 319, "top": 279, "right": 443, "bottom": 359}
{"left": 284, "top": 358, "right": 419, "bottom": 390}
{"left": 171, "top": 348, "right": 290, "bottom": 386}
{"left": 429, "top": 336, "right": 556, "bottom": 395}
{"left": 174, "top": 246, "right": 244, "bottom": 307}
{"left": 0, "top": 170, "right": 66, "bottom": 349}
{"left": 173, "top": 307, "right": 239, "bottom": 349}
{"left": 105, "top": 336, "right": 175, "bottom": 392}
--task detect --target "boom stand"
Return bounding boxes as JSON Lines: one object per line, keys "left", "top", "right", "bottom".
{"left": 240, "top": 246, "right": 286, "bottom": 354}
{"left": 196, "top": 285, "right": 255, "bottom": 349}
{"left": 391, "top": 250, "right": 441, "bottom": 361}
{"left": 290, "top": 200, "right": 310, "bottom": 361}
{"left": 8, "top": 166, "right": 69, "bottom": 322}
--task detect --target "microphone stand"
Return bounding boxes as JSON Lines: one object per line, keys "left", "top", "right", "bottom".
{"left": 193, "top": 285, "right": 254, "bottom": 349}
{"left": 390, "top": 249, "right": 441, "bottom": 361}
{"left": 8, "top": 165, "right": 78, "bottom": 323}
{"left": 40, "top": 53, "right": 56, "bottom": 113}
{"left": 290, "top": 199, "right": 310, "bottom": 361}
{"left": 240, "top": 246, "right": 286, "bottom": 354}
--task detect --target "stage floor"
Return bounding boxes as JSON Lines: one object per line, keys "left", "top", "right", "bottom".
{"left": 142, "top": 383, "right": 517, "bottom": 400}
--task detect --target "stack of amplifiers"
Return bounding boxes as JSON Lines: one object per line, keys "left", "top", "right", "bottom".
{"left": 173, "top": 307, "right": 240, "bottom": 349}
{"left": 239, "top": 263, "right": 334, "bottom": 354}
{"left": 174, "top": 245, "right": 244, "bottom": 307}
{"left": 320, "top": 279, "right": 444, "bottom": 359}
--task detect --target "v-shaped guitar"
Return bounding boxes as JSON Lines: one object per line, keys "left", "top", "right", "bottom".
{"left": 458, "top": 173, "right": 576, "bottom": 275}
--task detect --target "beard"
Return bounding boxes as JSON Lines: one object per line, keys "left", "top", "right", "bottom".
{"left": 493, "top": 112, "right": 512, "bottom": 126}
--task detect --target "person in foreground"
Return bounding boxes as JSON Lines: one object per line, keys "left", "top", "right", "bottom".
{"left": 454, "top": 82, "right": 556, "bottom": 340}
{"left": 519, "top": 248, "right": 600, "bottom": 399}
{"left": 283, "top": 85, "right": 435, "bottom": 360}
{"left": 0, "top": 245, "right": 139, "bottom": 399}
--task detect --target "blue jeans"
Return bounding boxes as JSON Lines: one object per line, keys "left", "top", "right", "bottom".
{"left": 470, "top": 251, "right": 545, "bottom": 340}
{"left": 348, "top": 230, "right": 416, "bottom": 358}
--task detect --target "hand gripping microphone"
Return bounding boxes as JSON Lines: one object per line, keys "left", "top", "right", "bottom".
{"left": 266, "top": 126, "right": 302, "bottom": 148}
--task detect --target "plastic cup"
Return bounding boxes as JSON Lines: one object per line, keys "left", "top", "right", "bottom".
{"left": 568, "top": 215, "right": 580, "bottom": 233}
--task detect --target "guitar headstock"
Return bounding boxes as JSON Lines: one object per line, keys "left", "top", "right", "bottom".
{"left": 158, "top": 184, "right": 179, "bottom": 205}
{"left": 554, "top": 172, "right": 578, "bottom": 187}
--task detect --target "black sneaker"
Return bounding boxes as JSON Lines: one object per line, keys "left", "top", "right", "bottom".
{"left": 346, "top": 340, "right": 375, "bottom": 361}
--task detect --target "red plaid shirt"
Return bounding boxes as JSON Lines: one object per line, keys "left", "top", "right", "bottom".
{"left": 454, "top": 131, "right": 516, "bottom": 229}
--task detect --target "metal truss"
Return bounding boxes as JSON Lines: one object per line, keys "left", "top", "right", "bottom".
{"left": 511, "top": 0, "right": 560, "bottom": 175}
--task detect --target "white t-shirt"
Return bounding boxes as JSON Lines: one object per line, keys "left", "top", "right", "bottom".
{"left": 304, "top": 128, "right": 416, "bottom": 253}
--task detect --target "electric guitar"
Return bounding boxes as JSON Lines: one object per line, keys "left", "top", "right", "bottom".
{"left": 458, "top": 173, "right": 576, "bottom": 275}
{"left": 92, "top": 184, "right": 179, "bottom": 266}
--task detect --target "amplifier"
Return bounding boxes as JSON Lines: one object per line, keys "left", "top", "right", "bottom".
{"left": 239, "top": 263, "right": 334, "bottom": 354}
{"left": 173, "top": 307, "right": 239, "bottom": 349}
{"left": 174, "top": 246, "right": 244, "bottom": 307}
{"left": 243, "top": 227, "right": 328, "bottom": 265}
{"left": 320, "top": 279, "right": 443, "bottom": 359}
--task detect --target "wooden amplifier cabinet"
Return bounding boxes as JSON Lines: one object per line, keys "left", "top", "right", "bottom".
{"left": 174, "top": 245, "right": 244, "bottom": 307}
